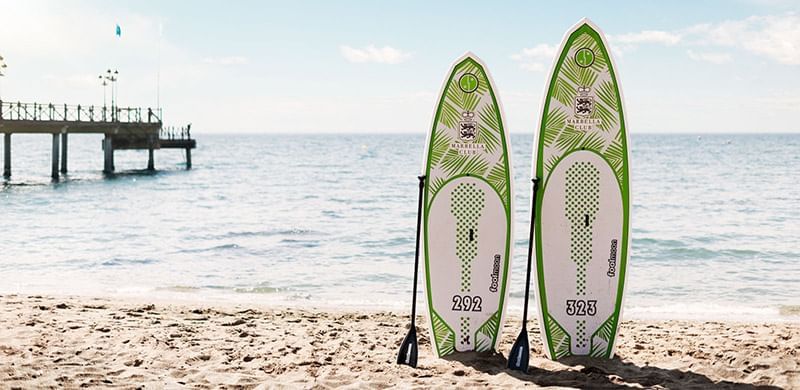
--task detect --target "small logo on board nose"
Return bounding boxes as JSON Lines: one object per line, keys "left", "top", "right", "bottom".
{"left": 575, "top": 48, "right": 595, "bottom": 68}
{"left": 458, "top": 73, "right": 479, "bottom": 93}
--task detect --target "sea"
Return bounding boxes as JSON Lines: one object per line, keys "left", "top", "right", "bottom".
{"left": 1, "top": 133, "right": 798, "bottom": 321}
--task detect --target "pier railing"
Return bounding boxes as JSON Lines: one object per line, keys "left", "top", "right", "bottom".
{"left": 160, "top": 125, "right": 192, "bottom": 140}
{"left": 0, "top": 100, "right": 162, "bottom": 123}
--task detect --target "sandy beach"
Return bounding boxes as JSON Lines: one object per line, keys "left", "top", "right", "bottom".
{"left": 0, "top": 294, "right": 795, "bottom": 389}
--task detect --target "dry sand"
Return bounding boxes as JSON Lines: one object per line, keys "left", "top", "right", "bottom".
{"left": 0, "top": 294, "right": 797, "bottom": 389}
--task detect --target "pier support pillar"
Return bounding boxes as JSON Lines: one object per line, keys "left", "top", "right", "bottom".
{"left": 3, "top": 133, "right": 10, "bottom": 178}
{"left": 60, "top": 133, "right": 68, "bottom": 173}
{"left": 185, "top": 148, "right": 192, "bottom": 169}
{"left": 147, "top": 148, "right": 155, "bottom": 171}
{"left": 147, "top": 135, "right": 155, "bottom": 171}
{"left": 51, "top": 133, "right": 60, "bottom": 180}
{"left": 103, "top": 135, "right": 114, "bottom": 174}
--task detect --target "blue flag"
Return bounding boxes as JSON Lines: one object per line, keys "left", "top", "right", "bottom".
{"left": 116, "top": 24, "right": 121, "bottom": 37}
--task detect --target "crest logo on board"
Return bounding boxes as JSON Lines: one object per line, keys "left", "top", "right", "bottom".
{"left": 566, "top": 86, "right": 602, "bottom": 131}
{"left": 451, "top": 111, "right": 486, "bottom": 155}
{"left": 459, "top": 111, "right": 478, "bottom": 142}
{"left": 575, "top": 86, "right": 594, "bottom": 117}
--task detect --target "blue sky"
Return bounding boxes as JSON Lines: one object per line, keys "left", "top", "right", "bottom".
{"left": 0, "top": 0, "right": 798, "bottom": 133}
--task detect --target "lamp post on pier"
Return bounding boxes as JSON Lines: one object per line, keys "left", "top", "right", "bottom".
{"left": 98, "top": 74, "right": 108, "bottom": 120}
{"left": 98, "top": 74, "right": 108, "bottom": 106}
{"left": 103, "top": 69, "right": 119, "bottom": 121}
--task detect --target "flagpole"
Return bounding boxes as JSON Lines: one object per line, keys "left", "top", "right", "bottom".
{"left": 115, "top": 24, "right": 119, "bottom": 121}
{"left": 157, "top": 21, "right": 162, "bottom": 111}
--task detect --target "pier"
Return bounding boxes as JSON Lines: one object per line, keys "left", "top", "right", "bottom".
{"left": 0, "top": 100, "right": 196, "bottom": 180}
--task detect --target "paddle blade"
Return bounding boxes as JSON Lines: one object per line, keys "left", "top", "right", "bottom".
{"left": 507, "top": 328, "right": 530, "bottom": 372}
{"left": 396, "top": 326, "right": 418, "bottom": 368}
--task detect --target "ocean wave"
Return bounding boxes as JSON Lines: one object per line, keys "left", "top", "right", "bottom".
{"left": 278, "top": 239, "right": 320, "bottom": 248}
{"left": 100, "top": 258, "right": 159, "bottom": 267}
{"left": 177, "top": 243, "right": 241, "bottom": 253}
{"left": 185, "top": 228, "right": 318, "bottom": 241}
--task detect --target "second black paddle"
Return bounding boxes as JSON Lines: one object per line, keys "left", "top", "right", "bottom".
{"left": 508, "top": 177, "right": 539, "bottom": 373}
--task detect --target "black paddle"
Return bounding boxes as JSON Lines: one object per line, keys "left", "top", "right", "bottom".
{"left": 397, "top": 175, "right": 426, "bottom": 368}
{"left": 508, "top": 177, "right": 540, "bottom": 373}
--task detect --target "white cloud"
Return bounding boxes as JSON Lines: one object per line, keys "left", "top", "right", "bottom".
{"left": 519, "top": 62, "right": 546, "bottom": 72}
{"left": 510, "top": 43, "right": 557, "bottom": 72}
{"left": 611, "top": 30, "right": 682, "bottom": 46}
{"left": 511, "top": 44, "right": 558, "bottom": 59}
{"left": 339, "top": 45, "right": 411, "bottom": 64}
{"left": 514, "top": 14, "right": 800, "bottom": 66}
{"left": 687, "top": 50, "right": 732, "bottom": 64}
{"left": 685, "top": 13, "right": 800, "bottom": 65}
{"left": 607, "top": 30, "right": 681, "bottom": 56}
{"left": 202, "top": 56, "right": 249, "bottom": 65}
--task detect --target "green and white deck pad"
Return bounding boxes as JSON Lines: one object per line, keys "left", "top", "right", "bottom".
{"left": 533, "top": 19, "right": 631, "bottom": 359}
{"left": 422, "top": 53, "right": 513, "bottom": 357}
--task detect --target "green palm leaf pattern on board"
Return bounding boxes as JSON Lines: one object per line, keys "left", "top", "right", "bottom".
{"left": 427, "top": 57, "right": 510, "bottom": 208}
{"left": 476, "top": 104, "right": 501, "bottom": 154}
{"left": 546, "top": 315, "right": 572, "bottom": 359}
{"left": 439, "top": 99, "right": 461, "bottom": 129}
{"left": 589, "top": 315, "right": 616, "bottom": 357}
{"left": 431, "top": 310, "right": 456, "bottom": 356}
{"left": 597, "top": 80, "right": 619, "bottom": 112}
{"left": 439, "top": 62, "right": 491, "bottom": 129}
{"left": 573, "top": 33, "right": 607, "bottom": 71}
{"left": 429, "top": 131, "right": 453, "bottom": 167}
{"left": 474, "top": 311, "right": 501, "bottom": 352}
{"left": 605, "top": 138, "right": 626, "bottom": 184}
{"left": 445, "top": 86, "right": 481, "bottom": 113}
{"left": 486, "top": 163, "right": 508, "bottom": 202}
{"left": 439, "top": 150, "right": 490, "bottom": 178}
{"left": 543, "top": 154, "right": 560, "bottom": 176}
{"left": 580, "top": 131, "right": 606, "bottom": 151}
{"left": 555, "top": 125, "right": 585, "bottom": 152}
{"left": 541, "top": 30, "right": 627, "bottom": 182}
{"left": 551, "top": 77, "right": 576, "bottom": 107}
{"left": 429, "top": 176, "right": 448, "bottom": 197}
{"left": 592, "top": 99, "right": 617, "bottom": 132}
{"left": 543, "top": 107, "right": 567, "bottom": 148}
{"left": 562, "top": 57, "right": 598, "bottom": 89}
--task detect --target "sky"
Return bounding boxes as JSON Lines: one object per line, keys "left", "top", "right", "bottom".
{"left": 0, "top": 0, "right": 799, "bottom": 134}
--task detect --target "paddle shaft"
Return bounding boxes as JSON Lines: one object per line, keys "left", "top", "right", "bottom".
{"left": 409, "top": 175, "right": 426, "bottom": 321}
{"left": 522, "top": 177, "right": 540, "bottom": 326}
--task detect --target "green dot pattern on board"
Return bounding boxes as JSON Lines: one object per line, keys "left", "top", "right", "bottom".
{"left": 450, "top": 182, "right": 485, "bottom": 293}
{"left": 565, "top": 161, "right": 600, "bottom": 296}
{"left": 576, "top": 320, "right": 587, "bottom": 349}
{"left": 460, "top": 316, "right": 469, "bottom": 345}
